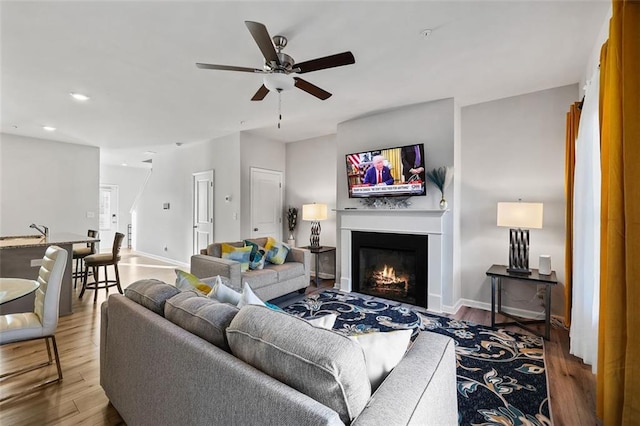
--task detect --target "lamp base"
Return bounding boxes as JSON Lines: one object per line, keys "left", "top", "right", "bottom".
{"left": 508, "top": 228, "right": 531, "bottom": 275}
{"left": 309, "top": 221, "right": 321, "bottom": 249}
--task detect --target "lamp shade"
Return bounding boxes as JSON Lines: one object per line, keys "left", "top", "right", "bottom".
{"left": 302, "top": 203, "right": 328, "bottom": 221}
{"left": 497, "top": 202, "right": 543, "bottom": 229}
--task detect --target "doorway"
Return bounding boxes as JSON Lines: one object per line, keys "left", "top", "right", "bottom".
{"left": 250, "top": 168, "right": 283, "bottom": 241}
{"left": 99, "top": 185, "right": 119, "bottom": 253}
{"left": 192, "top": 170, "right": 214, "bottom": 255}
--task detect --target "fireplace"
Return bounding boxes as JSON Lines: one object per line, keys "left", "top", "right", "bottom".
{"left": 352, "top": 231, "right": 428, "bottom": 308}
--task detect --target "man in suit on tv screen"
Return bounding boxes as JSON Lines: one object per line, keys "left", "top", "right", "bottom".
{"left": 363, "top": 155, "right": 394, "bottom": 185}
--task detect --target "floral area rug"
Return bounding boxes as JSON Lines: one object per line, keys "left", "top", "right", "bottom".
{"left": 283, "top": 290, "right": 551, "bottom": 426}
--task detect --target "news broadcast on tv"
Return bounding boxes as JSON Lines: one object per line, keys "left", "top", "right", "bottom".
{"left": 345, "top": 143, "right": 426, "bottom": 198}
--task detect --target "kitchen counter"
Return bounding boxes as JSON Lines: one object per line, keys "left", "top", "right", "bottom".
{"left": 0, "top": 232, "right": 99, "bottom": 249}
{"left": 0, "top": 232, "right": 100, "bottom": 316}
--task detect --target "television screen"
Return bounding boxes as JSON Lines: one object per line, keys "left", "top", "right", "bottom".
{"left": 345, "top": 143, "right": 426, "bottom": 198}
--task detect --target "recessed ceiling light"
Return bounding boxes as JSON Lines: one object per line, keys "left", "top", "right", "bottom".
{"left": 43, "top": 126, "right": 56, "bottom": 131}
{"left": 70, "top": 92, "right": 90, "bottom": 101}
{"left": 420, "top": 29, "right": 433, "bottom": 38}
{"left": 121, "top": 163, "right": 128, "bottom": 167}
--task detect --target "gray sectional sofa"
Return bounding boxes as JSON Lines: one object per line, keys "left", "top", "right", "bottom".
{"left": 100, "top": 280, "right": 459, "bottom": 425}
{"left": 191, "top": 237, "right": 310, "bottom": 301}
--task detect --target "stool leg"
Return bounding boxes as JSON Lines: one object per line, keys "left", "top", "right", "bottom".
{"left": 93, "top": 266, "right": 99, "bottom": 303}
{"left": 73, "top": 258, "right": 79, "bottom": 288}
{"left": 114, "top": 263, "right": 123, "bottom": 294}
{"left": 104, "top": 265, "right": 109, "bottom": 299}
{"left": 79, "top": 265, "right": 89, "bottom": 299}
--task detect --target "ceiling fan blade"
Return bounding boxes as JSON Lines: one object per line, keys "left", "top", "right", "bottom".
{"left": 293, "top": 77, "right": 332, "bottom": 100}
{"left": 295, "top": 51, "right": 355, "bottom": 74}
{"left": 196, "top": 63, "right": 263, "bottom": 73}
{"left": 245, "top": 21, "right": 280, "bottom": 65}
{"left": 251, "top": 85, "right": 269, "bottom": 101}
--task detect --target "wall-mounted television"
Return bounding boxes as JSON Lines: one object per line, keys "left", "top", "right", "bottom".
{"left": 345, "top": 143, "right": 426, "bottom": 198}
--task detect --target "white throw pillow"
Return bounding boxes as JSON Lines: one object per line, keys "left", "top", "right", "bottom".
{"left": 207, "top": 276, "right": 242, "bottom": 305}
{"left": 306, "top": 313, "right": 338, "bottom": 330}
{"left": 349, "top": 329, "right": 413, "bottom": 391}
{"left": 236, "top": 282, "right": 265, "bottom": 308}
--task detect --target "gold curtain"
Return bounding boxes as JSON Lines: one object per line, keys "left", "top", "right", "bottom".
{"left": 596, "top": 0, "right": 640, "bottom": 423}
{"left": 564, "top": 102, "right": 581, "bottom": 327}
{"left": 381, "top": 148, "right": 402, "bottom": 184}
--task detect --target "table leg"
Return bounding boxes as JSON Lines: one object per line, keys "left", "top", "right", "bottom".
{"left": 545, "top": 283, "right": 551, "bottom": 340}
{"left": 491, "top": 276, "right": 496, "bottom": 327}
{"left": 315, "top": 253, "right": 320, "bottom": 287}
{"left": 497, "top": 277, "right": 503, "bottom": 317}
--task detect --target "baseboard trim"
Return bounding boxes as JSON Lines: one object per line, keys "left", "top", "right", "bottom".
{"left": 458, "top": 298, "right": 546, "bottom": 320}
{"left": 130, "top": 251, "right": 189, "bottom": 270}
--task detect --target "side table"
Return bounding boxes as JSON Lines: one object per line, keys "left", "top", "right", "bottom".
{"left": 486, "top": 264, "right": 558, "bottom": 340}
{"left": 305, "top": 246, "right": 336, "bottom": 287}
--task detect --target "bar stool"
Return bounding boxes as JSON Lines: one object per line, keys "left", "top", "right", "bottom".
{"left": 72, "top": 230, "right": 98, "bottom": 288}
{"left": 80, "top": 232, "right": 125, "bottom": 303}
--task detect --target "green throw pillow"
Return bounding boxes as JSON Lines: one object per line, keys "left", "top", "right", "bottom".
{"left": 265, "top": 241, "right": 290, "bottom": 265}
{"left": 243, "top": 240, "right": 260, "bottom": 260}
{"left": 221, "top": 243, "right": 252, "bottom": 272}
{"left": 174, "top": 269, "right": 213, "bottom": 295}
{"left": 249, "top": 249, "right": 266, "bottom": 270}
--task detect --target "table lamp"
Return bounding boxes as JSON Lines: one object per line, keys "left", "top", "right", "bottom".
{"left": 497, "top": 201, "right": 543, "bottom": 275}
{"left": 302, "top": 203, "right": 327, "bottom": 249}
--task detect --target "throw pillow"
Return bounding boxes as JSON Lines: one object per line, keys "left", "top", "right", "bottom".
{"left": 348, "top": 329, "right": 413, "bottom": 391}
{"left": 237, "top": 282, "right": 265, "bottom": 308}
{"left": 264, "top": 236, "right": 277, "bottom": 250}
{"left": 265, "top": 241, "right": 290, "bottom": 265}
{"left": 249, "top": 248, "right": 266, "bottom": 270}
{"left": 306, "top": 313, "right": 338, "bottom": 330}
{"left": 243, "top": 239, "right": 260, "bottom": 259}
{"left": 174, "top": 269, "right": 213, "bottom": 295}
{"left": 208, "top": 276, "right": 242, "bottom": 305}
{"left": 226, "top": 305, "right": 371, "bottom": 424}
{"left": 220, "top": 243, "right": 252, "bottom": 272}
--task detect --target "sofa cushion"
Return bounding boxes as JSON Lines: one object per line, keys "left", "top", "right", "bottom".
{"left": 264, "top": 262, "right": 304, "bottom": 282}
{"left": 241, "top": 268, "right": 278, "bottom": 289}
{"left": 124, "top": 279, "right": 180, "bottom": 316}
{"left": 226, "top": 305, "right": 371, "bottom": 424}
{"left": 164, "top": 291, "right": 239, "bottom": 352}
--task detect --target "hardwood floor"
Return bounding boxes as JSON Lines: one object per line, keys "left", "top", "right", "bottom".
{"left": 0, "top": 251, "right": 597, "bottom": 425}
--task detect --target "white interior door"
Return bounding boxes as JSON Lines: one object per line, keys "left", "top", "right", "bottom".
{"left": 99, "top": 185, "right": 119, "bottom": 252}
{"left": 193, "top": 170, "right": 214, "bottom": 255}
{"left": 250, "top": 168, "right": 283, "bottom": 240}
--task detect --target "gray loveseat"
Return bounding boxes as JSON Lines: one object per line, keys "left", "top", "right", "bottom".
{"left": 101, "top": 281, "right": 458, "bottom": 425}
{"left": 191, "top": 237, "right": 310, "bottom": 301}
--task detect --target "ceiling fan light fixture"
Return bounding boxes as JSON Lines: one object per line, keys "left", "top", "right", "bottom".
{"left": 263, "top": 73, "right": 295, "bottom": 92}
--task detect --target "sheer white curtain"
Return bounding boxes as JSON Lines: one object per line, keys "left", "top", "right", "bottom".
{"left": 570, "top": 68, "right": 601, "bottom": 373}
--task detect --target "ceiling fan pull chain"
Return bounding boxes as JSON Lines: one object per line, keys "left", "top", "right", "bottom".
{"left": 278, "top": 90, "right": 282, "bottom": 129}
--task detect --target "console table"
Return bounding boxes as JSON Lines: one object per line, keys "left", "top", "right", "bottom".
{"left": 486, "top": 264, "right": 558, "bottom": 340}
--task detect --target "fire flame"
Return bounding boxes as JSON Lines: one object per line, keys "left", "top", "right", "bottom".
{"left": 382, "top": 265, "right": 395, "bottom": 279}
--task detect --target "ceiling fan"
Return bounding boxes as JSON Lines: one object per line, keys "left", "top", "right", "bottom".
{"left": 196, "top": 21, "right": 355, "bottom": 101}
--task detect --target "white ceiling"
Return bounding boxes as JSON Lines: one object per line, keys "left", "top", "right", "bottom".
{"left": 1, "top": 1, "right": 609, "bottom": 167}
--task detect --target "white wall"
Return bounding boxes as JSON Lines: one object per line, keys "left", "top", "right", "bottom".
{"left": 135, "top": 133, "right": 241, "bottom": 264}
{"left": 460, "top": 84, "right": 578, "bottom": 316}
{"left": 285, "top": 134, "right": 337, "bottom": 248}
{"left": 0, "top": 133, "right": 99, "bottom": 236}
{"left": 99, "top": 164, "right": 150, "bottom": 238}
{"left": 239, "top": 132, "right": 286, "bottom": 239}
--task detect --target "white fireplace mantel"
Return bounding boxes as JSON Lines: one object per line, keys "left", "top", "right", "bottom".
{"left": 337, "top": 208, "right": 449, "bottom": 312}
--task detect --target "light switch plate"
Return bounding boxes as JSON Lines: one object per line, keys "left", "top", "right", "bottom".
{"left": 87, "top": 211, "right": 95, "bottom": 218}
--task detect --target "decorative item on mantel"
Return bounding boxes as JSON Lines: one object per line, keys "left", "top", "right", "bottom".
{"left": 426, "top": 166, "right": 453, "bottom": 209}
{"left": 359, "top": 197, "right": 412, "bottom": 209}
{"left": 286, "top": 206, "right": 298, "bottom": 246}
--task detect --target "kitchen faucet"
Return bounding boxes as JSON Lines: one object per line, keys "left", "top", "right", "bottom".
{"left": 30, "top": 223, "right": 49, "bottom": 238}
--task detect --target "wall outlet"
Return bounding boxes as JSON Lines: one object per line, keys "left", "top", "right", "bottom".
{"left": 86, "top": 211, "right": 95, "bottom": 218}
{"left": 164, "top": 245, "right": 168, "bottom": 251}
